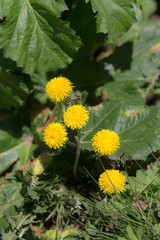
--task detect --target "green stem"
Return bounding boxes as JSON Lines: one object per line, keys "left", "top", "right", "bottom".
{"left": 61, "top": 101, "right": 65, "bottom": 115}
{"left": 66, "top": 140, "right": 76, "bottom": 148}
{"left": 58, "top": 101, "right": 66, "bottom": 122}
{"left": 73, "top": 129, "right": 81, "bottom": 179}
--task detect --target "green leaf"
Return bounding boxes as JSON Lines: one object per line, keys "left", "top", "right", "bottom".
{"left": 114, "top": 22, "right": 160, "bottom": 83}
{"left": 96, "top": 80, "right": 143, "bottom": 101}
{"left": 0, "top": 0, "right": 82, "bottom": 75}
{"left": 0, "top": 50, "right": 29, "bottom": 111}
{"left": 137, "top": 0, "right": 157, "bottom": 18}
{"left": 85, "top": 0, "right": 146, "bottom": 44}
{"left": 128, "top": 167, "right": 160, "bottom": 193}
{"left": 39, "top": 229, "right": 80, "bottom": 240}
{"left": 131, "top": 23, "right": 160, "bottom": 77}
{"left": 127, "top": 225, "right": 139, "bottom": 240}
{"left": 0, "top": 182, "right": 23, "bottom": 218}
{"left": 0, "top": 130, "right": 36, "bottom": 174}
{"left": 96, "top": 22, "right": 160, "bottom": 104}
{"left": 0, "top": 217, "right": 9, "bottom": 233}
{"left": 137, "top": 226, "right": 144, "bottom": 240}
{"left": 31, "top": 73, "right": 48, "bottom": 105}
{"left": 153, "top": 224, "right": 160, "bottom": 236}
{"left": 81, "top": 99, "right": 160, "bottom": 160}
{"left": 0, "top": 71, "right": 29, "bottom": 111}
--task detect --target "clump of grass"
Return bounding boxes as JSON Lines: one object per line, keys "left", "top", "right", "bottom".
{"left": 75, "top": 160, "right": 160, "bottom": 240}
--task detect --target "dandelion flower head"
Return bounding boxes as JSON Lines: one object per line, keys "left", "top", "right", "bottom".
{"left": 46, "top": 76, "right": 73, "bottom": 102}
{"left": 92, "top": 129, "right": 120, "bottom": 156}
{"left": 43, "top": 122, "right": 67, "bottom": 149}
{"left": 99, "top": 169, "right": 126, "bottom": 194}
{"left": 63, "top": 105, "right": 89, "bottom": 130}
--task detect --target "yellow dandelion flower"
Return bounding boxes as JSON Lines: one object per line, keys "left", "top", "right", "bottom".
{"left": 99, "top": 169, "right": 126, "bottom": 194}
{"left": 46, "top": 76, "right": 73, "bottom": 102}
{"left": 92, "top": 129, "right": 120, "bottom": 156}
{"left": 43, "top": 122, "right": 67, "bottom": 149}
{"left": 63, "top": 105, "right": 89, "bottom": 130}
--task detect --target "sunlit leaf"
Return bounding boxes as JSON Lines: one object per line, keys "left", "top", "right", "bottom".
{"left": 0, "top": 130, "right": 36, "bottom": 174}
{"left": 85, "top": 0, "right": 148, "bottom": 44}
{"left": 0, "top": 0, "right": 82, "bottom": 75}
{"left": 81, "top": 99, "right": 160, "bottom": 160}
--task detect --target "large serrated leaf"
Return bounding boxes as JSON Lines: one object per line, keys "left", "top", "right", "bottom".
{"left": 0, "top": 0, "right": 82, "bottom": 75}
{"left": 96, "top": 80, "right": 143, "bottom": 101}
{"left": 121, "top": 22, "right": 160, "bottom": 79}
{"left": 98, "top": 22, "right": 160, "bottom": 100}
{"left": 85, "top": 0, "right": 146, "bottom": 44}
{"left": 81, "top": 99, "right": 160, "bottom": 160}
{"left": 131, "top": 23, "right": 160, "bottom": 77}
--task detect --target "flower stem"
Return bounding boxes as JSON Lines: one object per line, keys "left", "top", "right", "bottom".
{"left": 73, "top": 129, "right": 81, "bottom": 179}
{"left": 60, "top": 101, "right": 66, "bottom": 121}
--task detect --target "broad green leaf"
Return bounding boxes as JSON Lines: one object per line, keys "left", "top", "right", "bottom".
{"left": 0, "top": 217, "right": 9, "bottom": 233}
{"left": 0, "top": 0, "right": 67, "bottom": 18}
{"left": 0, "top": 130, "right": 36, "bottom": 174}
{"left": 137, "top": 226, "right": 144, "bottom": 240}
{"left": 98, "top": 22, "right": 160, "bottom": 101}
{"left": 120, "top": 22, "right": 160, "bottom": 80}
{"left": 137, "top": 0, "right": 157, "bottom": 18}
{"left": 31, "top": 73, "right": 48, "bottom": 105}
{"left": 85, "top": 0, "right": 146, "bottom": 44}
{"left": 153, "top": 224, "right": 160, "bottom": 236}
{"left": 130, "top": 23, "right": 160, "bottom": 78}
{"left": 128, "top": 167, "right": 160, "bottom": 193}
{"left": 127, "top": 225, "right": 139, "bottom": 240}
{"left": 0, "top": 50, "right": 29, "bottom": 111}
{"left": 120, "top": 0, "right": 156, "bottom": 43}
{"left": 0, "top": 182, "right": 23, "bottom": 218}
{"left": 0, "top": 0, "right": 82, "bottom": 75}
{"left": 81, "top": 99, "right": 160, "bottom": 160}
{"left": 0, "top": 71, "right": 29, "bottom": 110}
{"left": 96, "top": 80, "right": 143, "bottom": 101}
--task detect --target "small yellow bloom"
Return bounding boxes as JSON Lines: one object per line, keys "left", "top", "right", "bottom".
{"left": 63, "top": 105, "right": 89, "bottom": 130}
{"left": 46, "top": 76, "right": 73, "bottom": 102}
{"left": 99, "top": 169, "right": 126, "bottom": 194}
{"left": 92, "top": 129, "right": 120, "bottom": 156}
{"left": 43, "top": 122, "right": 67, "bottom": 149}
